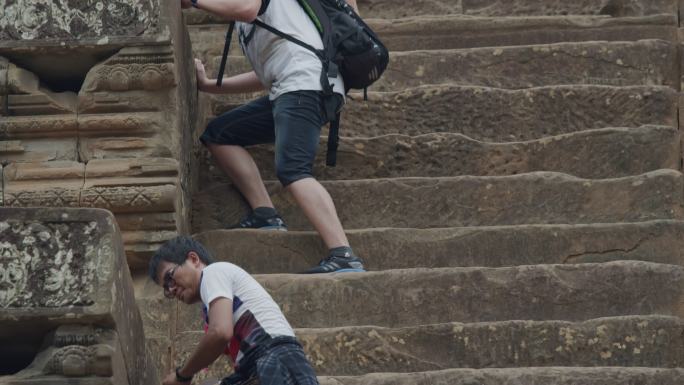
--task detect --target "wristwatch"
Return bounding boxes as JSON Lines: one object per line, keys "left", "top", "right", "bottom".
{"left": 190, "top": 0, "right": 199, "bottom": 8}
{"left": 175, "top": 367, "right": 193, "bottom": 383}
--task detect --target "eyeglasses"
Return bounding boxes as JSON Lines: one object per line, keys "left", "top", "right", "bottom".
{"left": 163, "top": 265, "right": 180, "bottom": 299}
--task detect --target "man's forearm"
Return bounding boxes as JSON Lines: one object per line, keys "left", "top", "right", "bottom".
{"left": 200, "top": 71, "right": 265, "bottom": 94}
{"left": 177, "top": 331, "right": 230, "bottom": 378}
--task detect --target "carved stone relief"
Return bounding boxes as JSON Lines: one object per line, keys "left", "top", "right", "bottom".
{"left": 0, "top": 0, "right": 159, "bottom": 42}
{"left": 0, "top": 219, "right": 97, "bottom": 308}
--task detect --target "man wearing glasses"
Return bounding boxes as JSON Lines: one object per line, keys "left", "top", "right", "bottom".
{"left": 148, "top": 236, "right": 319, "bottom": 385}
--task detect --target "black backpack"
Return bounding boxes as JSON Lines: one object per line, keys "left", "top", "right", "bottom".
{"left": 216, "top": 0, "right": 389, "bottom": 166}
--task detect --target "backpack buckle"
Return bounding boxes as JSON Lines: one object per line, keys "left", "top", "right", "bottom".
{"left": 327, "top": 61, "right": 339, "bottom": 78}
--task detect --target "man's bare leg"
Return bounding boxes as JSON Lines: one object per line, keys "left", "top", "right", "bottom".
{"left": 286, "top": 177, "right": 349, "bottom": 249}
{"left": 207, "top": 143, "right": 273, "bottom": 209}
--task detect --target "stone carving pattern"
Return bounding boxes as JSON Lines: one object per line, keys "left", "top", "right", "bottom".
{"left": 4, "top": 189, "right": 81, "bottom": 208}
{"left": 0, "top": 0, "right": 158, "bottom": 41}
{"left": 90, "top": 63, "right": 175, "bottom": 92}
{"left": 0, "top": 117, "right": 78, "bottom": 139}
{"left": 44, "top": 344, "right": 113, "bottom": 377}
{"left": 0, "top": 220, "right": 98, "bottom": 307}
{"left": 81, "top": 186, "right": 172, "bottom": 210}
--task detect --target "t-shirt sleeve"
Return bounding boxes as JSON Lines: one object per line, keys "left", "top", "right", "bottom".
{"left": 200, "top": 265, "right": 234, "bottom": 309}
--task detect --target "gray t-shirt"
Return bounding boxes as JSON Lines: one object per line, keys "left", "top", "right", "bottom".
{"left": 237, "top": 0, "right": 345, "bottom": 100}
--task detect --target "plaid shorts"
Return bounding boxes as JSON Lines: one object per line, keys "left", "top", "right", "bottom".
{"left": 254, "top": 342, "right": 319, "bottom": 385}
{"left": 222, "top": 338, "right": 319, "bottom": 385}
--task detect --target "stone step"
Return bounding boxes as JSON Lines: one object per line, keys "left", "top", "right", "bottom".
{"left": 198, "top": 126, "right": 680, "bottom": 184}
{"left": 205, "top": 85, "right": 677, "bottom": 139}
{"left": 372, "top": 39, "right": 678, "bottom": 91}
{"left": 176, "top": 316, "right": 684, "bottom": 376}
{"left": 193, "top": 220, "right": 684, "bottom": 274}
{"left": 318, "top": 367, "right": 684, "bottom": 385}
{"left": 188, "top": 15, "right": 676, "bottom": 57}
{"left": 206, "top": 40, "right": 679, "bottom": 91}
{"left": 192, "top": 170, "right": 683, "bottom": 232}
{"left": 174, "top": 261, "right": 684, "bottom": 330}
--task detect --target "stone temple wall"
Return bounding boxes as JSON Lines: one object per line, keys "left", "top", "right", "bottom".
{"left": 0, "top": 207, "right": 158, "bottom": 385}
{"left": 0, "top": 0, "right": 199, "bottom": 271}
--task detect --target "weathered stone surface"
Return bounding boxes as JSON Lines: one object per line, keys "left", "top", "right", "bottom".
{"left": 318, "top": 367, "right": 684, "bottom": 385}
{"left": 84, "top": 158, "right": 178, "bottom": 186}
{"left": 331, "top": 85, "right": 677, "bottom": 139}
{"left": 3, "top": 161, "right": 84, "bottom": 208}
{"left": 300, "top": 316, "right": 684, "bottom": 374}
{"left": 80, "top": 158, "right": 178, "bottom": 214}
{"left": 375, "top": 40, "right": 678, "bottom": 91}
{"left": 200, "top": 126, "right": 680, "bottom": 183}
{"left": 370, "top": 15, "right": 677, "bottom": 51}
{"left": 192, "top": 170, "right": 683, "bottom": 232}
{"left": 0, "top": 138, "right": 78, "bottom": 163}
{"left": 175, "top": 261, "right": 684, "bottom": 330}
{"left": 122, "top": 230, "right": 179, "bottom": 270}
{"left": 176, "top": 316, "right": 684, "bottom": 376}
{"left": 360, "top": 0, "right": 678, "bottom": 18}
{"left": 0, "top": 207, "right": 158, "bottom": 385}
{"left": 194, "top": 220, "right": 684, "bottom": 273}
{"left": 78, "top": 112, "right": 170, "bottom": 161}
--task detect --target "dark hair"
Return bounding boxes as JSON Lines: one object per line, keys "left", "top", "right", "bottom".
{"left": 148, "top": 236, "right": 214, "bottom": 283}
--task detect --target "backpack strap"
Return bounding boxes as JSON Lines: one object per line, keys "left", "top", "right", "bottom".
{"left": 216, "top": 21, "right": 236, "bottom": 87}
{"left": 251, "top": 19, "right": 324, "bottom": 60}
{"left": 326, "top": 112, "right": 341, "bottom": 166}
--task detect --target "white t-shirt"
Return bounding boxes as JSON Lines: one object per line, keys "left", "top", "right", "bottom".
{"left": 199, "top": 262, "right": 294, "bottom": 366}
{"left": 236, "top": 0, "right": 345, "bottom": 100}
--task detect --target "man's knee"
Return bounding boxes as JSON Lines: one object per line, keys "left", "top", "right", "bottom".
{"left": 275, "top": 160, "right": 312, "bottom": 187}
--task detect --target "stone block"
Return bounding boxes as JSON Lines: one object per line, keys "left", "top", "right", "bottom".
{"left": 1, "top": 115, "right": 79, "bottom": 139}
{"left": 0, "top": 207, "right": 158, "bottom": 385}
{"left": 78, "top": 46, "right": 178, "bottom": 115}
{"left": 7, "top": 92, "right": 77, "bottom": 116}
{"left": 0, "top": 138, "right": 78, "bottom": 163}
{"left": 194, "top": 220, "right": 684, "bottom": 273}
{"left": 3, "top": 161, "right": 85, "bottom": 208}
{"left": 80, "top": 158, "right": 178, "bottom": 214}
{"left": 122, "top": 230, "right": 179, "bottom": 270}
{"left": 78, "top": 112, "right": 170, "bottom": 161}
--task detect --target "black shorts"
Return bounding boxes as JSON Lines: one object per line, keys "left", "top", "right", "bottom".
{"left": 200, "top": 91, "right": 342, "bottom": 186}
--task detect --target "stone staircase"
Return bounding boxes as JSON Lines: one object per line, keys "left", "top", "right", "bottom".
{"left": 140, "top": 0, "right": 684, "bottom": 383}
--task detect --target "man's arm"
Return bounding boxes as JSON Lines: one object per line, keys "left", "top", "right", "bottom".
{"left": 163, "top": 298, "right": 234, "bottom": 385}
{"left": 181, "top": 0, "right": 262, "bottom": 22}
{"left": 195, "top": 59, "right": 265, "bottom": 94}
